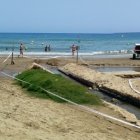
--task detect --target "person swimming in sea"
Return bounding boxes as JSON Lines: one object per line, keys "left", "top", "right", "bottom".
{"left": 71, "top": 44, "right": 76, "bottom": 56}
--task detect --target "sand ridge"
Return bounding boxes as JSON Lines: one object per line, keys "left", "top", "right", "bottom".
{"left": 60, "top": 63, "right": 140, "bottom": 99}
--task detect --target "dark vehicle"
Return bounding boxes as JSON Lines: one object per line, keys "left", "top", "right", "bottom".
{"left": 133, "top": 44, "right": 140, "bottom": 59}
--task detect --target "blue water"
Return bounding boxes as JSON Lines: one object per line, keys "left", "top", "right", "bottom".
{"left": 0, "top": 33, "right": 139, "bottom": 55}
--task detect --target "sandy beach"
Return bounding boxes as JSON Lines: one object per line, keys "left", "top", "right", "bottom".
{"left": 2, "top": 0, "right": 140, "bottom": 139}
{"left": 0, "top": 56, "right": 140, "bottom": 140}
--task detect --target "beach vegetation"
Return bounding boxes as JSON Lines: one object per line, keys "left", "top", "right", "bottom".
{"left": 16, "top": 69, "right": 102, "bottom": 105}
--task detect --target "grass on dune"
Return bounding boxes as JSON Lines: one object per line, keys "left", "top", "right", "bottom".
{"left": 16, "top": 69, "right": 102, "bottom": 105}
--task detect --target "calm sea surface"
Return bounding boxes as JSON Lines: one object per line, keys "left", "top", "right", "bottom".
{"left": 0, "top": 33, "right": 140, "bottom": 55}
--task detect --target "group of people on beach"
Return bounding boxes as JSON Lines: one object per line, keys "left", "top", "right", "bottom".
{"left": 45, "top": 45, "right": 51, "bottom": 52}
{"left": 18, "top": 43, "right": 79, "bottom": 57}
{"left": 18, "top": 43, "right": 52, "bottom": 57}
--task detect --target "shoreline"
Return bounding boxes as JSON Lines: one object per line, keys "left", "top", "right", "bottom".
{"left": 0, "top": 51, "right": 133, "bottom": 58}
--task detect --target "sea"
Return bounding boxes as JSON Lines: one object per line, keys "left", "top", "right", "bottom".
{"left": 0, "top": 32, "right": 140, "bottom": 56}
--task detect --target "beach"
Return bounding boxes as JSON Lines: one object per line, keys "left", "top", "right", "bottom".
{"left": 2, "top": 0, "right": 140, "bottom": 138}
{"left": 0, "top": 78, "right": 140, "bottom": 140}
{"left": 0, "top": 55, "right": 140, "bottom": 139}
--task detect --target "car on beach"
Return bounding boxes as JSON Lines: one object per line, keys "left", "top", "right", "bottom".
{"left": 133, "top": 44, "right": 140, "bottom": 59}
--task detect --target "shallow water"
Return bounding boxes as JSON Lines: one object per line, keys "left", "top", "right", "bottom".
{"left": 94, "top": 91, "right": 140, "bottom": 119}
{"left": 0, "top": 32, "right": 139, "bottom": 54}
{"left": 89, "top": 66, "right": 140, "bottom": 118}
{"left": 94, "top": 66, "right": 140, "bottom": 72}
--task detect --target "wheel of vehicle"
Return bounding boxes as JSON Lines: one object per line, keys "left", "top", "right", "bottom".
{"left": 133, "top": 54, "right": 136, "bottom": 59}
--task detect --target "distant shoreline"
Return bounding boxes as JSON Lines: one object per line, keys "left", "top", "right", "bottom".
{"left": 0, "top": 52, "right": 132, "bottom": 59}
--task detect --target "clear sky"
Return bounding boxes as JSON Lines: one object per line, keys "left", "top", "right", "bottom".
{"left": 0, "top": 0, "right": 140, "bottom": 33}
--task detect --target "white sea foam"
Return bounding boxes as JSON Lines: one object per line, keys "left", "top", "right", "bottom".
{"left": 0, "top": 50, "right": 133, "bottom": 58}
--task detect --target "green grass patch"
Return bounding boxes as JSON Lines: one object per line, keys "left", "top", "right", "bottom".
{"left": 16, "top": 69, "right": 102, "bottom": 105}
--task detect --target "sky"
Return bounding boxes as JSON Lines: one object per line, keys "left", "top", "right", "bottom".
{"left": 0, "top": 0, "right": 140, "bottom": 33}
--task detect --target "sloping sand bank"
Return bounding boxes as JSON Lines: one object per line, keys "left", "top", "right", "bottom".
{"left": 59, "top": 63, "right": 140, "bottom": 106}
{"left": 0, "top": 78, "right": 140, "bottom": 140}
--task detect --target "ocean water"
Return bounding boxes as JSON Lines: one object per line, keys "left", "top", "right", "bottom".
{"left": 0, "top": 33, "right": 139, "bottom": 55}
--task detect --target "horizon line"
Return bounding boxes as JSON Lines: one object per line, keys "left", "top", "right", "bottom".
{"left": 0, "top": 32, "right": 140, "bottom": 34}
